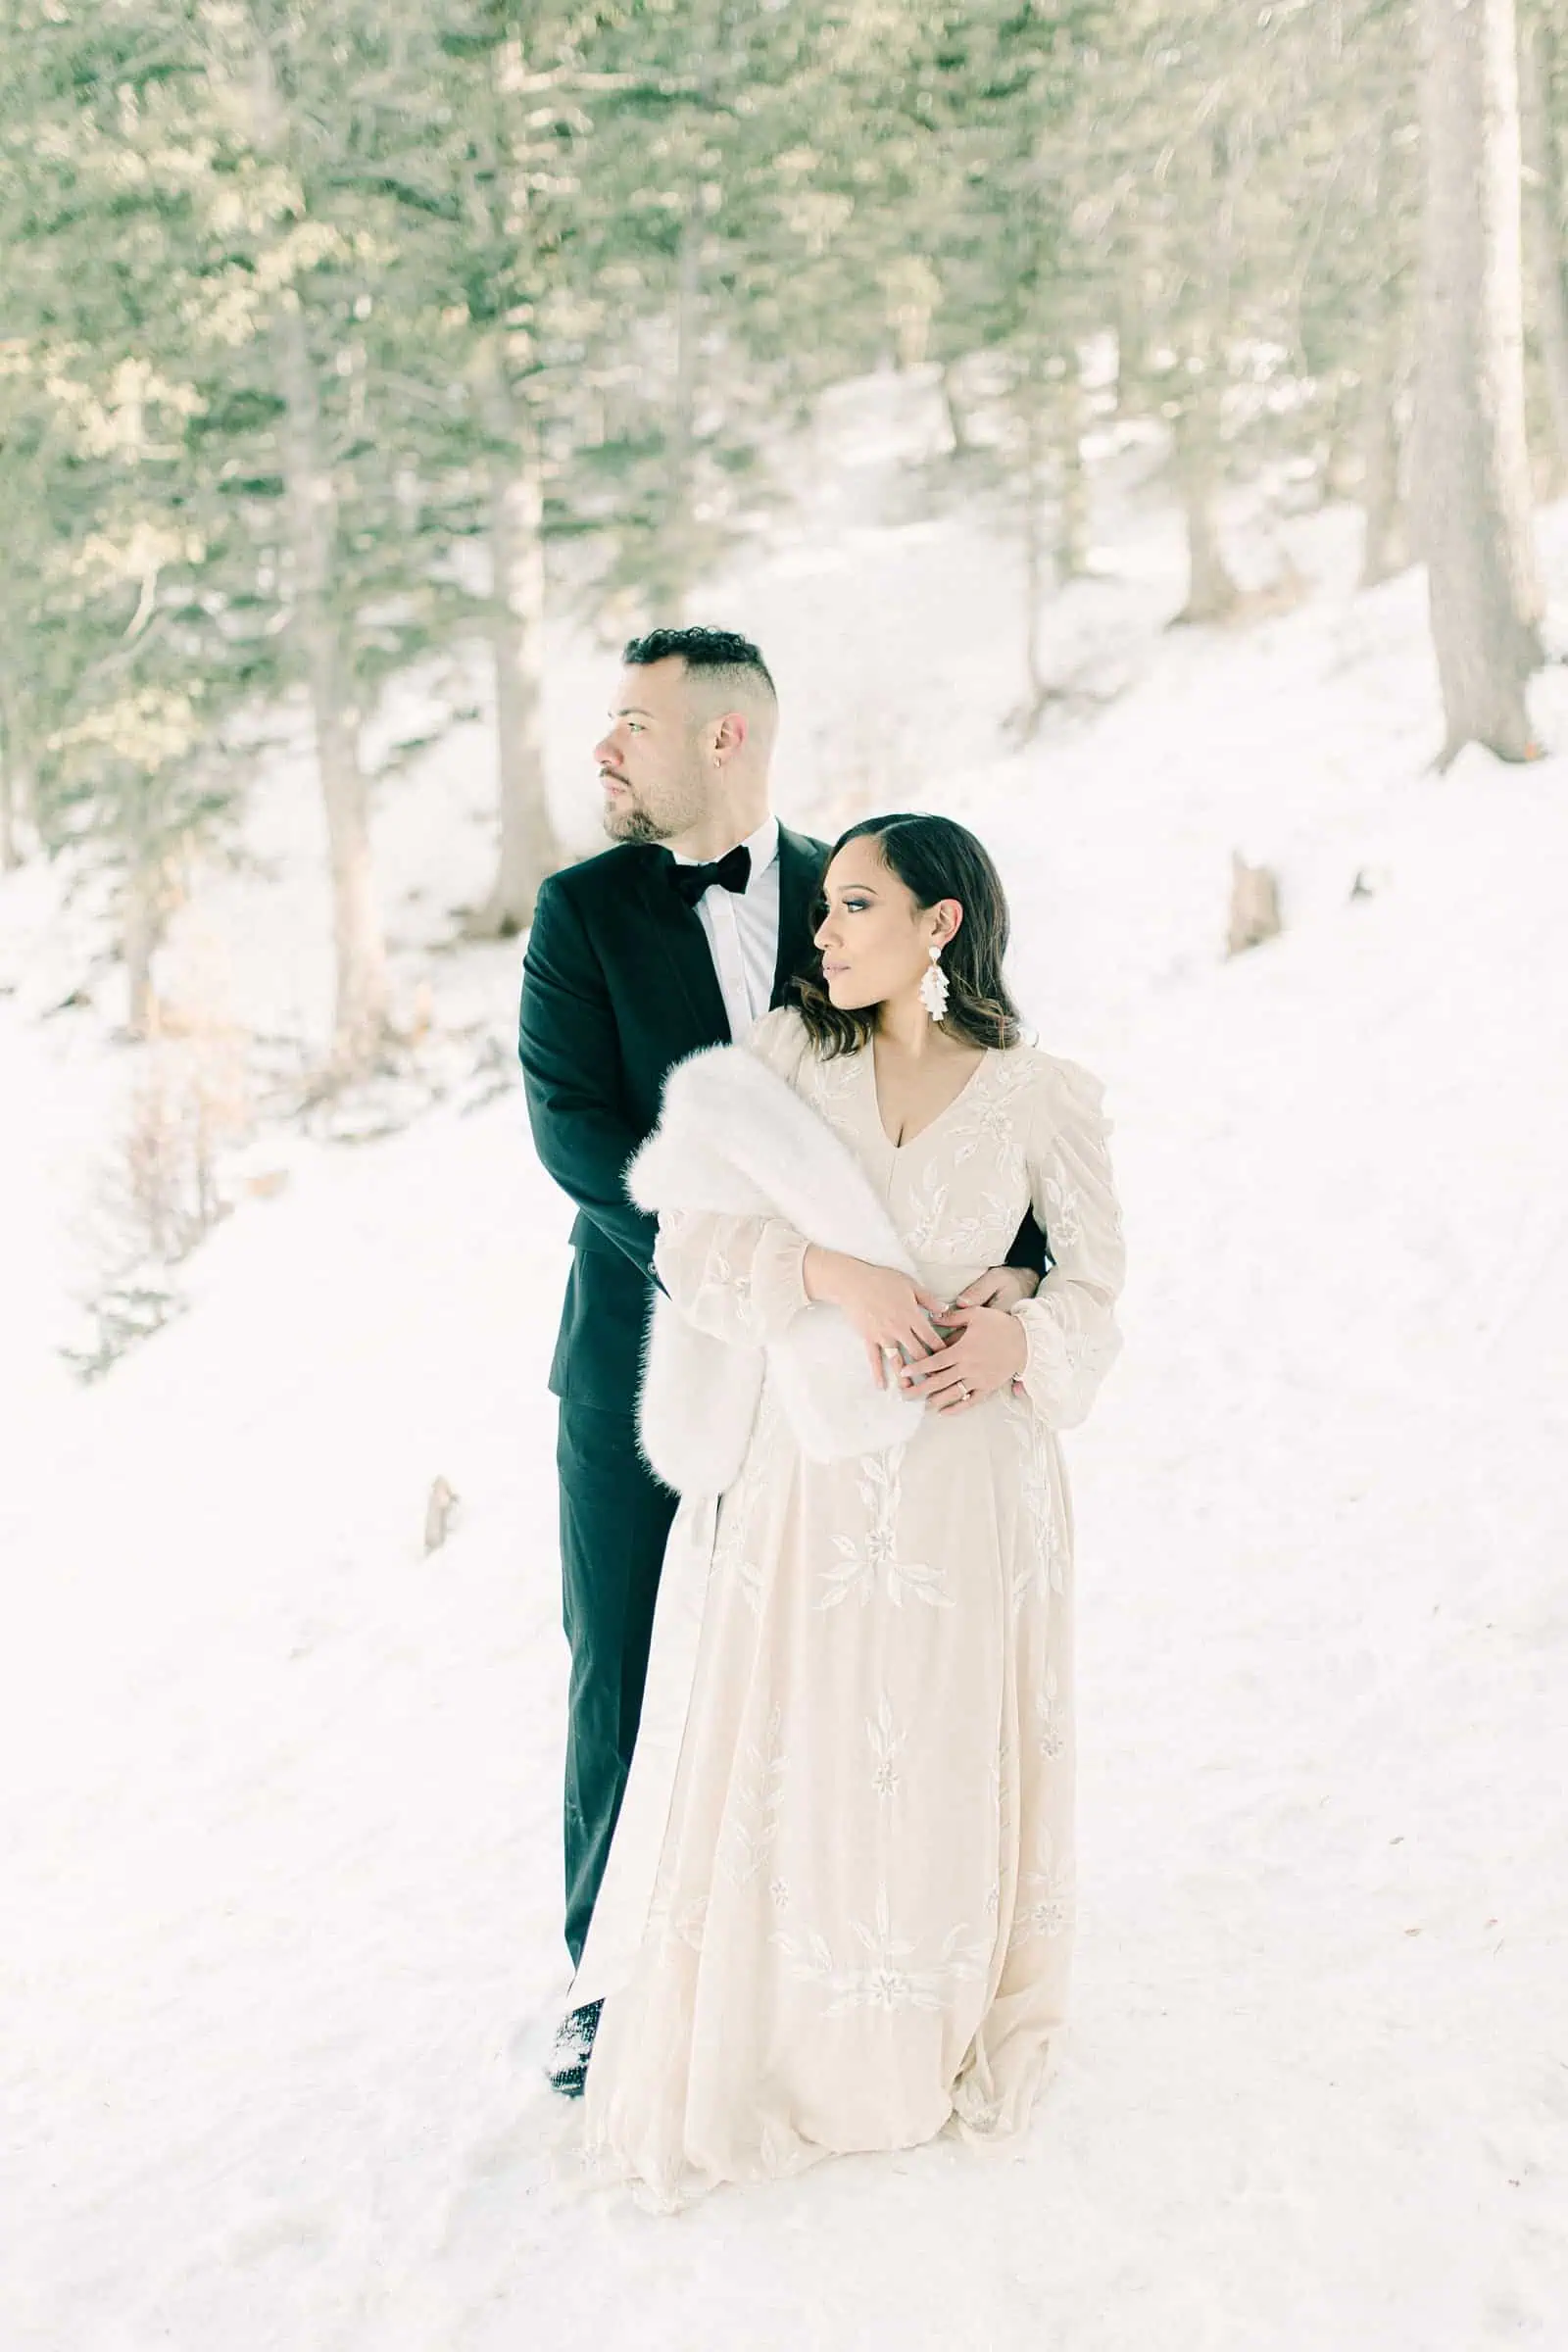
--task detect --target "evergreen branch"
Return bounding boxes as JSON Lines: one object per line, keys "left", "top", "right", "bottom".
{"left": 319, "top": 172, "right": 464, "bottom": 221}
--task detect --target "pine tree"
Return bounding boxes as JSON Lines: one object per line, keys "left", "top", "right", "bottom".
{"left": 339, "top": 1, "right": 596, "bottom": 937}
{"left": 1, "top": 4, "right": 279, "bottom": 1020}
{"left": 1288, "top": 3, "right": 1420, "bottom": 588}
{"left": 554, "top": 0, "right": 863, "bottom": 628}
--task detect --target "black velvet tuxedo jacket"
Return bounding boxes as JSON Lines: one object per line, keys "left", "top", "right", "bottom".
{"left": 518, "top": 823, "right": 1048, "bottom": 1414}
{"left": 519, "top": 825, "right": 829, "bottom": 1409}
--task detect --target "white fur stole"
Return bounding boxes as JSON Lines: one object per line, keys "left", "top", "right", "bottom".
{"left": 625, "top": 1043, "right": 924, "bottom": 1495}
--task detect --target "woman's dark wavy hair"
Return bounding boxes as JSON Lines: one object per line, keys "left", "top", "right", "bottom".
{"left": 790, "top": 812, "right": 1023, "bottom": 1058}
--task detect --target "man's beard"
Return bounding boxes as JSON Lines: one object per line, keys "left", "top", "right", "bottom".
{"left": 604, "top": 799, "right": 666, "bottom": 845}
{"left": 603, "top": 773, "right": 704, "bottom": 844}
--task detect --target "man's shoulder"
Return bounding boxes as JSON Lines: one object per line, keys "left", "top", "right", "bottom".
{"left": 778, "top": 822, "right": 830, "bottom": 864}
{"left": 539, "top": 840, "right": 661, "bottom": 913}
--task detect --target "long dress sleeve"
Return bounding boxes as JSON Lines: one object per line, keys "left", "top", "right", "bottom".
{"left": 1011, "top": 1059, "right": 1126, "bottom": 1428}
{"left": 648, "top": 1007, "right": 814, "bottom": 1348}
{"left": 652, "top": 1210, "right": 809, "bottom": 1346}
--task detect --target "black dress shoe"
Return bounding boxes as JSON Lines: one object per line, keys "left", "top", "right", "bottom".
{"left": 546, "top": 1997, "right": 603, "bottom": 2098}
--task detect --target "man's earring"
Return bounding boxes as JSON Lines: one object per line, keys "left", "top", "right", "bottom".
{"left": 919, "top": 942, "right": 950, "bottom": 1022}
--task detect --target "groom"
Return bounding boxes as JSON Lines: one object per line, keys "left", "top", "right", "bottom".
{"left": 518, "top": 625, "right": 1047, "bottom": 1984}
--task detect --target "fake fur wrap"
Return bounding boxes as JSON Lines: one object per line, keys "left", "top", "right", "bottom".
{"left": 625, "top": 1043, "right": 924, "bottom": 1494}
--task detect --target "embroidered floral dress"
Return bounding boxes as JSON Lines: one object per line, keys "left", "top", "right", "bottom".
{"left": 574, "top": 1006, "right": 1125, "bottom": 2209}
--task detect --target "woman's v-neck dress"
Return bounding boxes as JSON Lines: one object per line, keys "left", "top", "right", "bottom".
{"left": 573, "top": 1006, "right": 1126, "bottom": 2209}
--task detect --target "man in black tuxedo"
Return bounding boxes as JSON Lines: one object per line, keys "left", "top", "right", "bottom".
{"left": 518, "top": 626, "right": 1046, "bottom": 1994}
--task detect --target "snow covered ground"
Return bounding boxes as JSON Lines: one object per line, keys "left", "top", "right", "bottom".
{"left": 3, "top": 378, "right": 1566, "bottom": 2348}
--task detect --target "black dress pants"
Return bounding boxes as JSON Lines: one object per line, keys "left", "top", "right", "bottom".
{"left": 556, "top": 1397, "right": 679, "bottom": 1968}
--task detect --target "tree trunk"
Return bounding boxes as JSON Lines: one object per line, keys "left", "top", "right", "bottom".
{"left": 466, "top": 340, "right": 561, "bottom": 938}
{"left": 1054, "top": 368, "right": 1091, "bottom": 580}
{"left": 1418, "top": 0, "right": 1543, "bottom": 764}
{"left": 1324, "top": 372, "right": 1361, "bottom": 502}
{"left": 273, "top": 293, "right": 390, "bottom": 1068}
{"left": 940, "top": 362, "right": 971, "bottom": 457}
{"left": 0, "top": 672, "right": 31, "bottom": 871}
{"left": 1518, "top": 12, "right": 1568, "bottom": 484}
{"left": 1359, "top": 284, "right": 1411, "bottom": 586}
{"left": 123, "top": 856, "right": 164, "bottom": 1041}
{"left": 655, "top": 186, "right": 704, "bottom": 625}
{"left": 1172, "top": 377, "right": 1240, "bottom": 623}
{"left": 1020, "top": 362, "right": 1051, "bottom": 731}
{"left": 1227, "top": 854, "right": 1282, "bottom": 957}
{"left": 250, "top": 24, "right": 387, "bottom": 1070}
{"left": 1172, "top": 128, "right": 1242, "bottom": 625}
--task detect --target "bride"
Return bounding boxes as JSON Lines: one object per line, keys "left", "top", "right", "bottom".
{"left": 564, "top": 811, "right": 1125, "bottom": 2210}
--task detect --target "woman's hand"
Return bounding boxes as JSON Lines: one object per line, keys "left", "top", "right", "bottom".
{"left": 955, "top": 1264, "right": 1040, "bottom": 1310}
{"left": 899, "top": 1301, "right": 1027, "bottom": 1415}
{"left": 804, "top": 1247, "right": 949, "bottom": 1387}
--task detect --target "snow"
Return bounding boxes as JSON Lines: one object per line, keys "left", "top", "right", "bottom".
{"left": 3, "top": 375, "right": 1566, "bottom": 2347}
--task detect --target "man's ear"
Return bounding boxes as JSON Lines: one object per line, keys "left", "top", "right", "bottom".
{"left": 712, "top": 710, "right": 748, "bottom": 763}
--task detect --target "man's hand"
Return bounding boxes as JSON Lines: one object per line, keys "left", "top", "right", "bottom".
{"left": 956, "top": 1264, "right": 1040, "bottom": 1310}
{"left": 899, "top": 1302, "right": 1027, "bottom": 1415}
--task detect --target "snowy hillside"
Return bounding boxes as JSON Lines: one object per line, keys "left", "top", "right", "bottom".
{"left": 3, "top": 384, "right": 1566, "bottom": 2349}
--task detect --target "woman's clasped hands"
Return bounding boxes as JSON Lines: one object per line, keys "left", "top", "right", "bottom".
{"left": 803, "top": 1247, "right": 1031, "bottom": 1412}
{"left": 899, "top": 1298, "right": 1028, "bottom": 1415}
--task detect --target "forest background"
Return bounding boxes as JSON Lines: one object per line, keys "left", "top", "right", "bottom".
{"left": 2, "top": 0, "right": 1559, "bottom": 1081}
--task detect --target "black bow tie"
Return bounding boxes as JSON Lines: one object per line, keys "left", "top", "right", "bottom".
{"left": 666, "top": 844, "right": 752, "bottom": 906}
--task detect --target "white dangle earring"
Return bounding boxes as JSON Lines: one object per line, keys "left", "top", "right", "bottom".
{"left": 918, "top": 941, "right": 950, "bottom": 1022}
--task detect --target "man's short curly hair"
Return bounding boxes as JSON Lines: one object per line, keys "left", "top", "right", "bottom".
{"left": 622, "top": 624, "right": 777, "bottom": 703}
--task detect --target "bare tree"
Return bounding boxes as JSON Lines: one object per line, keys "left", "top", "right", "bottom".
{"left": 1417, "top": 0, "right": 1544, "bottom": 764}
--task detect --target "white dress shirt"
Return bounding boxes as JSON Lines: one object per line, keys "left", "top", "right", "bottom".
{"left": 669, "top": 813, "right": 781, "bottom": 1041}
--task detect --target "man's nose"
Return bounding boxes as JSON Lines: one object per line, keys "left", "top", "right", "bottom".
{"left": 594, "top": 730, "right": 615, "bottom": 767}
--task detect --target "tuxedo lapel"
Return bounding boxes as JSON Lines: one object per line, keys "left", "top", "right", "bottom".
{"left": 629, "top": 848, "right": 732, "bottom": 1051}
{"left": 771, "top": 825, "right": 826, "bottom": 1007}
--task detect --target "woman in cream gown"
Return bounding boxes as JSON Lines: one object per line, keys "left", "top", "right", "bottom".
{"left": 573, "top": 814, "right": 1125, "bottom": 2210}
